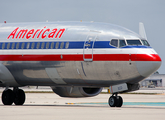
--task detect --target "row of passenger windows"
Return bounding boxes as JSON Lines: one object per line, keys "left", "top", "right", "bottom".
{"left": 0, "top": 40, "right": 150, "bottom": 49}
{"left": 0, "top": 42, "right": 69, "bottom": 49}
{"left": 110, "top": 39, "right": 150, "bottom": 48}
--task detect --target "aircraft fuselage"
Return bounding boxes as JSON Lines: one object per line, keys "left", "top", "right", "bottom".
{"left": 0, "top": 21, "right": 161, "bottom": 88}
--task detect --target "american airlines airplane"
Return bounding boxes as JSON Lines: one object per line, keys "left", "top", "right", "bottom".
{"left": 0, "top": 21, "right": 161, "bottom": 107}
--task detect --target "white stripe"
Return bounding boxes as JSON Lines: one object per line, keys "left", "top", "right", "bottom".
{"left": 0, "top": 48, "right": 156, "bottom": 55}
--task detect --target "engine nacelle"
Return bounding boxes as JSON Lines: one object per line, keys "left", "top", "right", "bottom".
{"left": 51, "top": 86, "right": 103, "bottom": 98}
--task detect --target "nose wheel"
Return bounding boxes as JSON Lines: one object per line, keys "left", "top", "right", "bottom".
{"left": 108, "top": 94, "right": 123, "bottom": 107}
{"left": 1, "top": 88, "right": 25, "bottom": 105}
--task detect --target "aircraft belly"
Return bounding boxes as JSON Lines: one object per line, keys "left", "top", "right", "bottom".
{"left": 2, "top": 61, "right": 141, "bottom": 87}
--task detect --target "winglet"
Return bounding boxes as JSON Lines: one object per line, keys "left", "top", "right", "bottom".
{"left": 139, "top": 22, "right": 147, "bottom": 40}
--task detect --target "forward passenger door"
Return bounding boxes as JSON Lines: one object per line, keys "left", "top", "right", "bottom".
{"left": 83, "top": 33, "right": 97, "bottom": 62}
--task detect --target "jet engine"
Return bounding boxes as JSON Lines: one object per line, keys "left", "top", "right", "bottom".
{"left": 51, "top": 86, "right": 103, "bottom": 97}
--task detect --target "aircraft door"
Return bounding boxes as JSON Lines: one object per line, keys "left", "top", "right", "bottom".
{"left": 83, "top": 34, "right": 97, "bottom": 62}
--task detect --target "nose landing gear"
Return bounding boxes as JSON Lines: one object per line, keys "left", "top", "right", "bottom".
{"left": 108, "top": 94, "right": 123, "bottom": 107}
{"left": 2, "top": 88, "right": 25, "bottom": 105}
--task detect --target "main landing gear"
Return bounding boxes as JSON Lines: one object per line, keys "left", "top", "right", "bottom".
{"left": 108, "top": 94, "right": 123, "bottom": 107}
{"left": 1, "top": 88, "right": 25, "bottom": 105}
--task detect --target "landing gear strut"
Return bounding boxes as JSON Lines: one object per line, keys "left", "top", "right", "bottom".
{"left": 108, "top": 94, "right": 123, "bottom": 107}
{"left": 2, "top": 88, "right": 25, "bottom": 105}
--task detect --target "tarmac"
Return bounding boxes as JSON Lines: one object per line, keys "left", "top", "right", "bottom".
{"left": 0, "top": 88, "right": 165, "bottom": 120}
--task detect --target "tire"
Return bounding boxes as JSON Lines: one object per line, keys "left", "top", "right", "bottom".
{"left": 116, "top": 96, "right": 123, "bottom": 107}
{"left": 108, "top": 96, "right": 117, "bottom": 107}
{"left": 2, "top": 89, "right": 14, "bottom": 105}
{"left": 14, "top": 89, "right": 25, "bottom": 105}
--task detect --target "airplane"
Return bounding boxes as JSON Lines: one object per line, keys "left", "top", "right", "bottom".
{"left": 0, "top": 21, "right": 161, "bottom": 107}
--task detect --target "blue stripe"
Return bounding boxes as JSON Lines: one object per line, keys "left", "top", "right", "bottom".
{"left": 122, "top": 45, "right": 151, "bottom": 48}
{"left": 73, "top": 102, "right": 165, "bottom": 106}
{"left": 94, "top": 41, "right": 116, "bottom": 48}
{"left": 0, "top": 41, "right": 152, "bottom": 49}
{"left": 69, "top": 42, "right": 84, "bottom": 49}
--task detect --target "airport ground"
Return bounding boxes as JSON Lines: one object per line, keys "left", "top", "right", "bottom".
{"left": 0, "top": 87, "right": 165, "bottom": 120}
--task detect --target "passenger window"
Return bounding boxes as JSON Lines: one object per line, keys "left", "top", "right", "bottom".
{"left": 7, "top": 43, "right": 10, "bottom": 49}
{"left": 2, "top": 43, "right": 5, "bottom": 49}
{"left": 51, "top": 42, "right": 54, "bottom": 49}
{"left": 16, "top": 43, "right": 19, "bottom": 49}
{"left": 110, "top": 39, "right": 118, "bottom": 47}
{"left": 41, "top": 42, "right": 44, "bottom": 49}
{"left": 65, "top": 42, "right": 69, "bottom": 49}
{"left": 126, "top": 40, "right": 142, "bottom": 45}
{"left": 12, "top": 43, "right": 15, "bottom": 49}
{"left": 26, "top": 43, "right": 30, "bottom": 49}
{"left": 60, "top": 42, "right": 64, "bottom": 49}
{"left": 56, "top": 42, "right": 59, "bottom": 49}
{"left": 37, "top": 42, "right": 40, "bottom": 49}
{"left": 31, "top": 42, "right": 35, "bottom": 49}
{"left": 21, "top": 43, "right": 25, "bottom": 49}
{"left": 141, "top": 40, "right": 150, "bottom": 46}
{"left": 119, "top": 40, "right": 126, "bottom": 48}
{"left": 46, "top": 42, "right": 49, "bottom": 49}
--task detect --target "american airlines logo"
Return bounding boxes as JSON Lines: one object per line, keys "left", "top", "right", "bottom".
{"left": 7, "top": 27, "right": 65, "bottom": 39}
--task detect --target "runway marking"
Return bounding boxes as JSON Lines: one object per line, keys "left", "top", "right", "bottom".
{"left": 123, "top": 102, "right": 165, "bottom": 106}
{"left": 66, "top": 103, "right": 75, "bottom": 105}
{"left": 66, "top": 102, "right": 165, "bottom": 106}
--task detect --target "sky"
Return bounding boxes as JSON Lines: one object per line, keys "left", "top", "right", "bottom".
{"left": 0, "top": 0, "right": 165, "bottom": 73}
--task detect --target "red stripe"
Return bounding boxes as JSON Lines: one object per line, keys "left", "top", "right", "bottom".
{"left": 0, "top": 54, "right": 161, "bottom": 61}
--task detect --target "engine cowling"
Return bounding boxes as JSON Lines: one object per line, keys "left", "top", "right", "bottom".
{"left": 51, "top": 86, "right": 103, "bottom": 98}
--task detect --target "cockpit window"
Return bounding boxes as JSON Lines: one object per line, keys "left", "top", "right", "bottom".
{"left": 110, "top": 39, "right": 118, "bottom": 47}
{"left": 119, "top": 40, "right": 126, "bottom": 47}
{"left": 126, "top": 40, "right": 142, "bottom": 46}
{"left": 141, "top": 40, "right": 150, "bottom": 46}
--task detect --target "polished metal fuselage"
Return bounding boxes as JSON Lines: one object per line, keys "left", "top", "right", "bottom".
{"left": 0, "top": 21, "right": 161, "bottom": 87}
{"left": 2, "top": 61, "right": 142, "bottom": 87}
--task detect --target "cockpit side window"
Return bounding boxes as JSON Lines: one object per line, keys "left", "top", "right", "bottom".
{"left": 119, "top": 40, "right": 126, "bottom": 48}
{"left": 110, "top": 39, "right": 118, "bottom": 47}
{"left": 141, "top": 40, "right": 150, "bottom": 46}
{"left": 126, "top": 40, "right": 142, "bottom": 46}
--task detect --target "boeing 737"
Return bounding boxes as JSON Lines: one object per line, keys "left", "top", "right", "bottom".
{"left": 0, "top": 21, "right": 161, "bottom": 107}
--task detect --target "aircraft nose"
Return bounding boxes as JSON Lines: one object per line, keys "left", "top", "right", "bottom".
{"left": 136, "top": 53, "right": 161, "bottom": 77}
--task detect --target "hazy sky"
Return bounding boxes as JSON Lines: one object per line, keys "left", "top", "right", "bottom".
{"left": 0, "top": 0, "right": 165, "bottom": 73}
